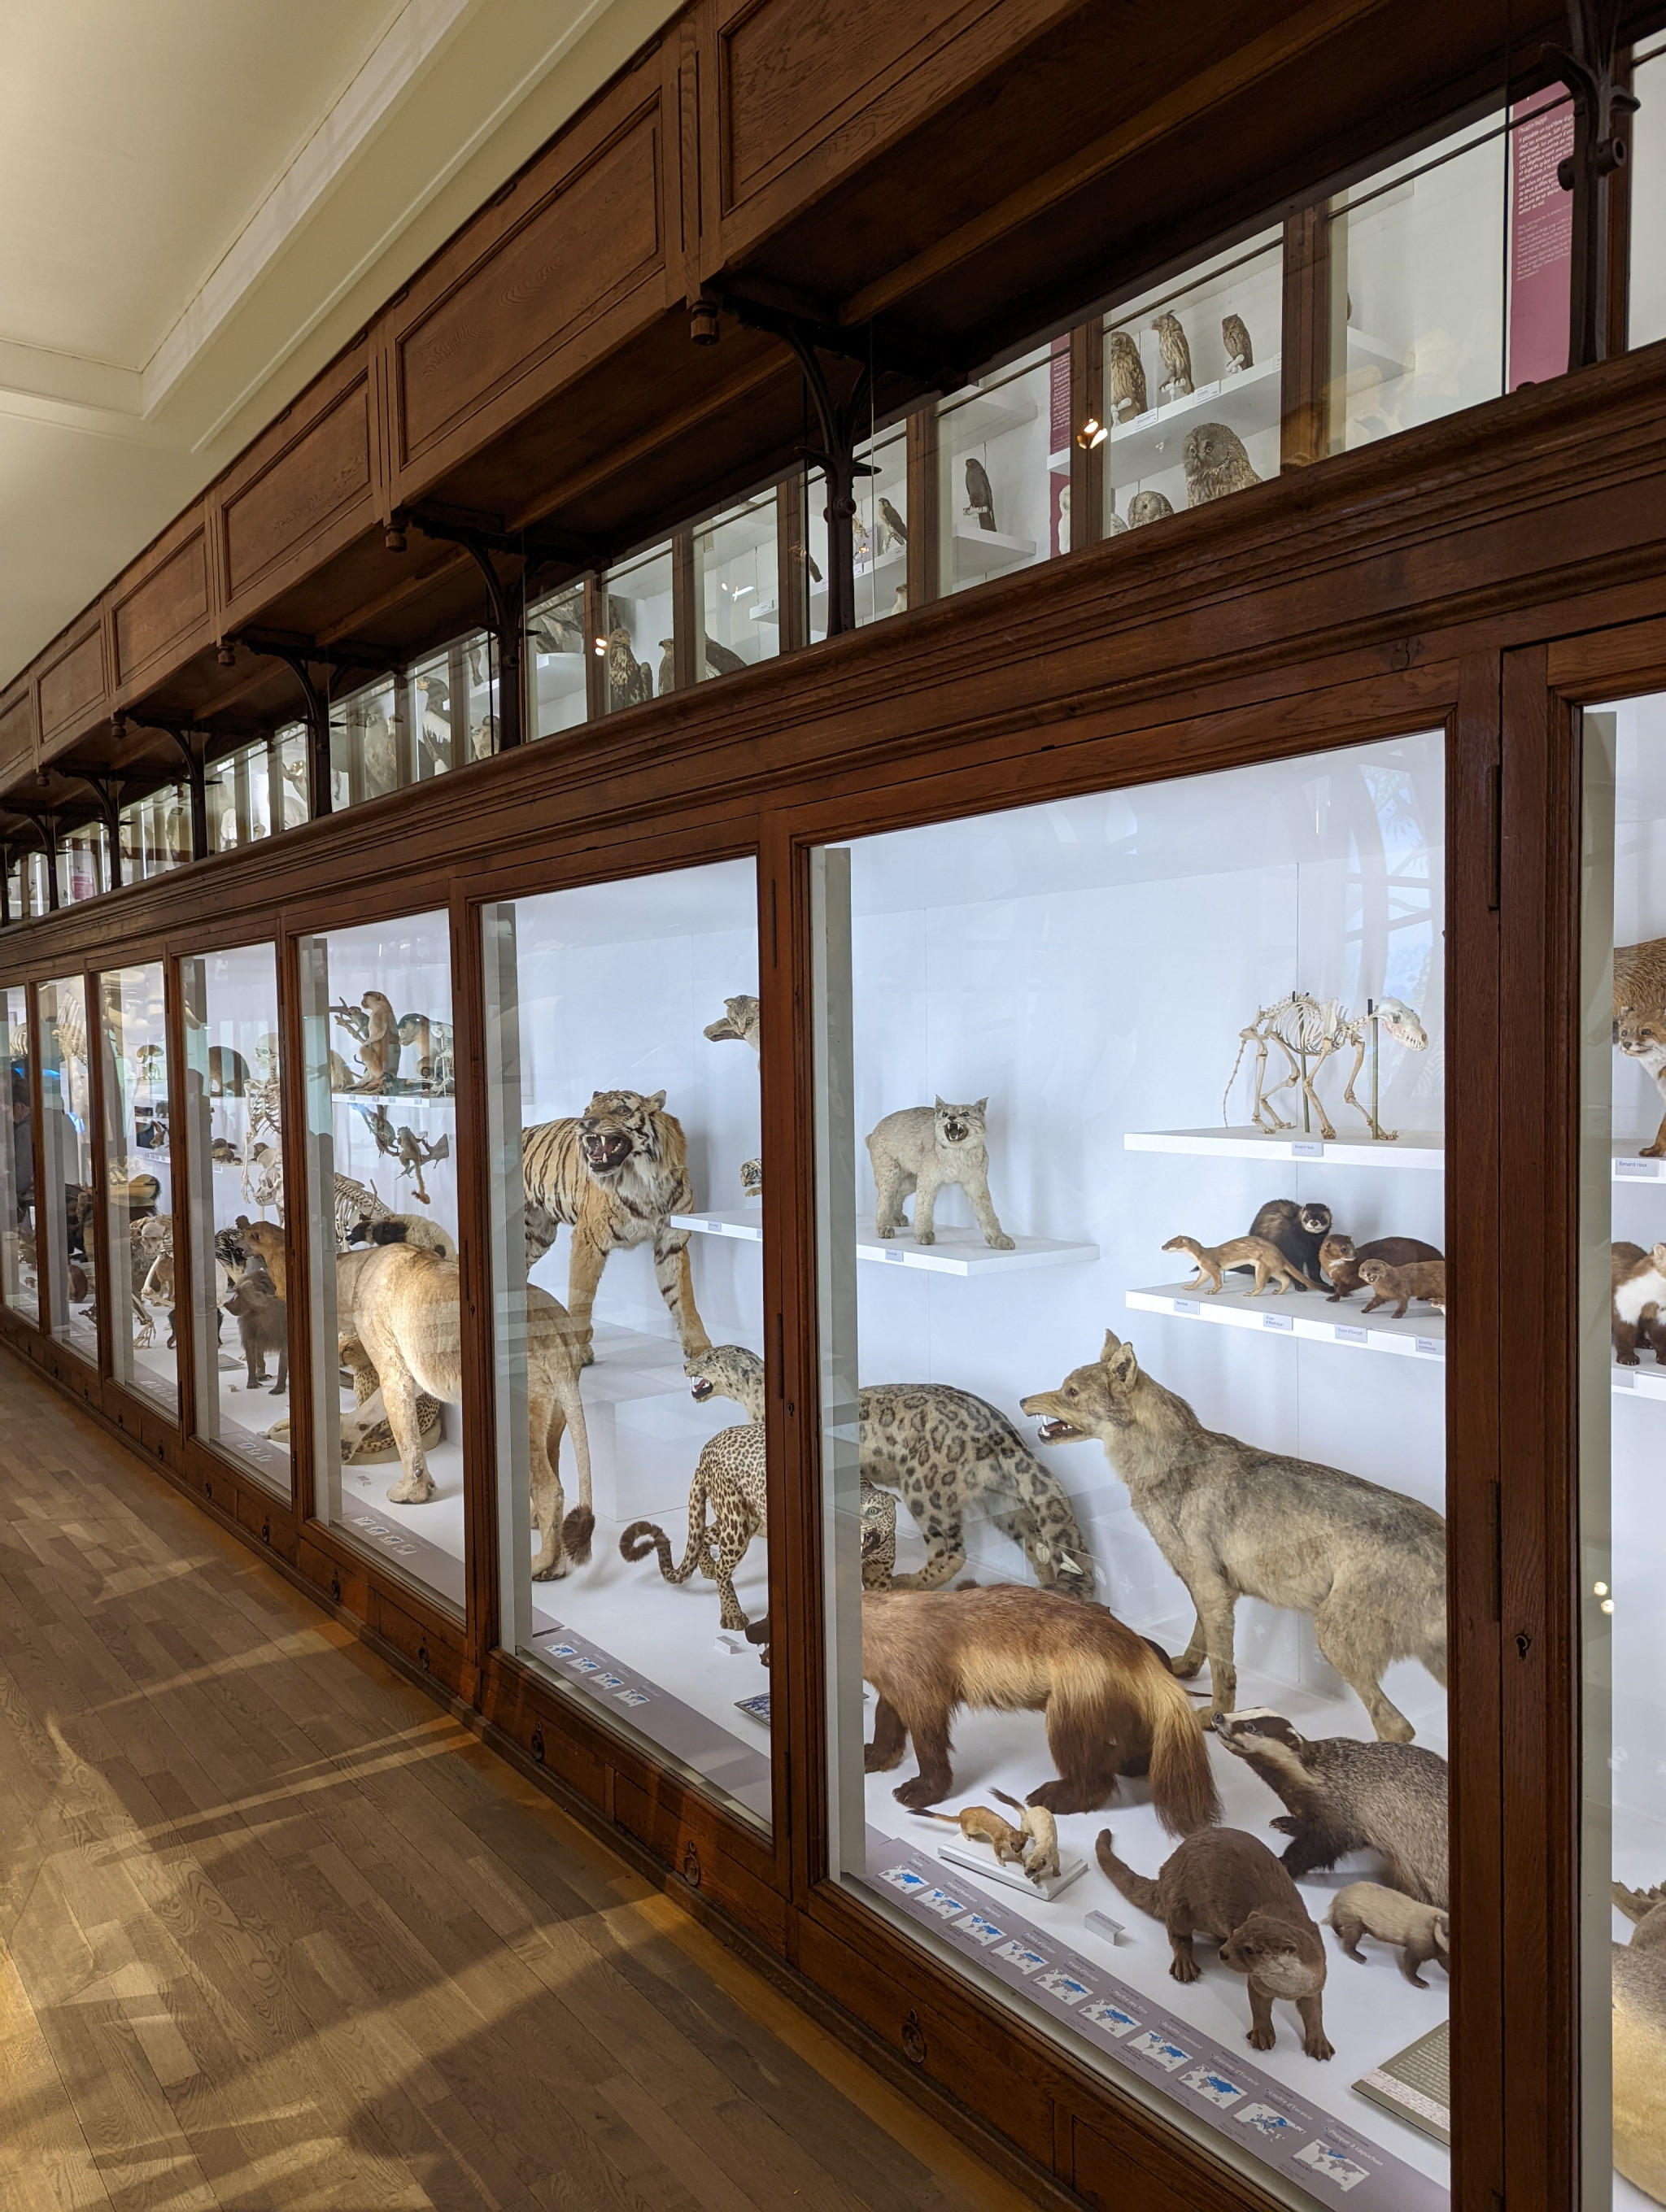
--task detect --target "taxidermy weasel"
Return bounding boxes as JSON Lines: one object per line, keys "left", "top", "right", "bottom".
{"left": 1358, "top": 1256, "right": 1446, "bottom": 1318}
{"left": 351, "top": 991, "right": 399, "bottom": 1091}
{"left": 1612, "top": 1240, "right": 1666, "bottom": 1365}
{"left": 867, "top": 1097, "right": 1014, "bottom": 1249}
{"left": 1096, "top": 1827, "right": 1332, "bottom": 2059}
{"left": 1320, "top": 1234, "right": 1441, "bottom": 1301}
{"left": 1228, "top": 1199, "right": 1331, "bottom": 1286}
{"left": 860, "top": 1583, "right": 1220, "bottom": 1827}
{"left": 1163, "top": 1233, "right": 1308, "bottom": 1296}
{"left": 991, "top": 1789, "right": 1062, "bottom": 1884}
{"left": 915, "top": 1805, "right": 1028, "bottom": 1866}
{"left": 1324, "top": 1882, "right": 1449, "bottom": 1988}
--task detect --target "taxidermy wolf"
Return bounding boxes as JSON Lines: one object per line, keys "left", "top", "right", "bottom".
{"left": 1022, "top": 1332, "right": 1446, "bottom": 1741}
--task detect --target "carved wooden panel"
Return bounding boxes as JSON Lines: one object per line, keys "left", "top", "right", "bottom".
{"left": 37, "top": 626, "right": 105, "bottom": 738}
{"left": 113, "top": 531, "right": 207, "bottom": 682}
{"left": 397, "top": 103, "right": 664, "bottom": 464}
{"left": 223, "top": 381, "right": 372, "bottom": 597}
{"left": 0, "top": 691, "right": 32, "bottom": 781}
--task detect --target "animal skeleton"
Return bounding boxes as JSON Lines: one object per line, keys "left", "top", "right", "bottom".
{"left": 1223, "top": 993, "right": 1428, "bottom": 1143}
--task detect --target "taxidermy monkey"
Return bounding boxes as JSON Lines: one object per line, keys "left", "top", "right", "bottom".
{"left": 992, "top": 1789, "right": 1062, "bottom": 1884}
{"left": 1127, "top": 490, "right": 1174, "bottom": 528}
{"left": 1097, "top": 1827, "right": 1333, "bottom": 2059}
{"left": 1222, "top": 313, "right": 1254, "bottom": 373}
{"left": 224, "top": 1269, "right": 288, "bottom": 1396}
{"left": 878, "top": 497, "right": 909, "bottom": 551}
{"left": 963, "top": 457, "right": 997, "bottom": 532}
{"left": 1163, "top": 1233, "right": 1308, "bottom": 1297}
{"left": 1153, "top": 311, "right": 1194, "bottom": 399}
{"left": 1184, "top": 422, "right": 1261, "bottom": 505}
{"left": 1105, "top": 329, "right": 1147, "bottom": 420}
{"left": 1612, "top": 1240, "right": 1666, "bottom": 1365}
{"left": 1324, "top": 1883, "right": 1449, "bottom": 1988}
{"left": 351, "top": 992, "right": 399, "bottom": 1091}
{"left": 1229, "top": 1199, "right": 1331, "bottom": 1286}
{"left": 868, "top": 1097, "right": 1013, "bottom": 1249}
{"left": 1320, "top": 1233, "right": 1441, "bottom": 1301}
{"left": 1358, "top": 1256, "right": 1446, "bottom": 1319}
{"left": 916, "top": 1805, "right": 1028, "bottom": 1866}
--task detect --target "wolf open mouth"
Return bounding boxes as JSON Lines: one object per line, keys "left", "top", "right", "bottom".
{"left": 581, "top": 1130, "right": 635, "bottom": 1173}
{"left": 1035, "top": 1417, "right": 1084, "bottom": 1443}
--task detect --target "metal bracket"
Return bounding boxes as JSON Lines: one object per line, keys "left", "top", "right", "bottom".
{"left": 231, "top": 633, "right": 343, "bottom": 820}
{"left": 1550, "top": 0, "right": 1641, "bottom": 368}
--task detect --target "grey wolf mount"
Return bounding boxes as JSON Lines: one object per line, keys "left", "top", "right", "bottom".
{"left": 1612, "top": 1880, "right": 1666, "bottom": 2205}
{"left": 686, "top": 1343, "right": 1092, "bottom": 1597}
{"left": 1023, "top": 1333, "right": 1446, "bottom": 1741}
{"left": 861, "top": 1583, "right": 1220, "bottom": 1827}
{"left": 1612, "top": 1240, "right": 1666, "bottom": 1366}
{"left": 867, "top": 1097, "right": 1014, "bottom": 1249}
{"left": 1324, "top": 1883, "right": 1448, "bottom": 1988}
{"left": 1096, "top": 1826, "right": 1333, "bottom": 2061}
{"left": 1225, "top": 991, "right": 1428, "bottom": 1142}
{"left": 1212, "top": 1711, "right": 1448, "bottom": 1907}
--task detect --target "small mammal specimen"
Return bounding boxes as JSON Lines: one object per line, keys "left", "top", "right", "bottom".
{"left": 621, "top": 1421, "right": 764, "bottom": 1630}
{"left": 860, "top": 1583, "right": 1221, "bottom": 1826}
{"left": 992, "top": 1788, "right": 1062, "bottom": 1884}
{"left": 1324, "top": 1881, "right": 1449, "bottom": 1987}
{"left": 236, "top": 1215, "right": 286, "bottom": 1300}
{"left": 704, "top": 995, "right": 761, "bottom": 1057}
{"left": 1613, "top": 1879, "right": 1666, "bottom": 2201}
{"left": 1319, "top": 1234, "right": 1441, "bottom": 1301}
{"left": 1612, "top": 1240, "right": 1666, "bottom": 1365}
{"left": 347, "top": 1214, "right": 456, "bottom": 1259}
{"left": 917, "top": 1805, "right": 1028, "bottom": 1866}
{"left": 351, "top": 991, "right": 400, "bottom": 1091}
{"left": 1225, "top": 993, "right": 1428, "bottom": 1143}
{"left": 1211, "top": 1710, "right": 1449, "bottom": 1906}
{"left": 224, "top": 1269, "right": 289, "bottom": 1394}
{"left": 1358, "top": 1256, "right": 1446, "bottom": 1318}
{"left": 1096, "top": 1826, "right": 1332, "bottom": 2059}
{"left": 689, "top": 1343, "right": 1092, "bottom": 1596}
{"left": 1023, "top": 1333, "right": 1447, "bottom": 1740}
{"left": 867, "top": 1097, "right": 1014, "bottom": 1249}
{"left": 1162, "top": 1233, "right": 1308, "bottom": 1296}
{"left": 1231, "top": 1199, "right": 1331, "bottom": 1287}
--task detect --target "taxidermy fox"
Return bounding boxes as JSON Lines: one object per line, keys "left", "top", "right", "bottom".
{"left": 1022, "top": 1332, "right": 1446, "bottom": 1743}
{"left": 861, "top": 1583, "right": 1221, "bottom": 1831}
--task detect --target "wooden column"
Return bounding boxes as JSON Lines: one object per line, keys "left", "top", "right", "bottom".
{"left": 672, "top": 527, "right": 700, "bottom": 693}
{"left": 1068, "top": 321, "right": 1104, "bottom": 549}
{"left": 777, "top": 472, "right": 809, "bottom": 653}
{"left": 905, "top": 407, "right": 939, "bottom": 609}
{"left": 1280, "top": 202, "right": 1332, "bottom": 469}
{"left": 582, "top": 575, "right": 608, "bottom": 721}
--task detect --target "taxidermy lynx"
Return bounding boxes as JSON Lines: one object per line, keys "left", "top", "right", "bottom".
{"left": 867, "top": 1098, "right": 1014, "bottom": 1248}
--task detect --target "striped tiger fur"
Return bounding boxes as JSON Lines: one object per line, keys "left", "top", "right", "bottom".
{"left": 521, "top": 1088, "right": 710, "bottom": 1367}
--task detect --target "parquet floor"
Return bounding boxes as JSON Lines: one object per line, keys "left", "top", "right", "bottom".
{"left": 0, "top": 1352, "right": 1036, "bottom": 2212}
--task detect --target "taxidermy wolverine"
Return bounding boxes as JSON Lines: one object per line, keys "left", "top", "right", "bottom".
{"left": 1154, "top": 310, "right": 1193, "bottom": 399}
{"left": 1184, "top": 422, "right": 1261, "bottom": 506}
{"left": 1127, "top": 490, "right": 1174, "bottom": 529}
{"left": 1105, "top": 329, "right": 1147, "bottom": 420}
{"left": 861, "top": 1583, "right": 1220, "bottom": 1827}
{"left": 1222, "top": 313, "right": 1254, "bottom": 373}
{"left": 963, "top": 457, "right": 997, "bottom": 532}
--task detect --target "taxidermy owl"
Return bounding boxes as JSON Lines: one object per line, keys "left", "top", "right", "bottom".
{"left": 1154, "top": 311, "right": 1193, "bottom": 401}
{"left": 657, "top": 639, "right": 676, "bottom": 696}
{"left": 607, "top": 627, "right": 652, "bottom": 712}
{"left": 963, "top": 457, "right": 997, "bottom": 532}
{"left": 1105, "top": 329, "right": 1147, "bottom": 421}
{"left": 1182, "top": 421, "right": 1261, "bottom": 506}
{"left": 878, "top": 496, "right": 908, "bottom": 551}
{"left": 1057, "top": 484, "right": 1071, "bottom": 556}
{"left": 1127, "top": 490, "right": 1175, "bottom": 528}
{"left": 1221, "top": 314, "right": 1253, "bottom": 374}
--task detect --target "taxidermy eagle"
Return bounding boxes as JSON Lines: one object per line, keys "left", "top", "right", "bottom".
{"left": 963, "top": 457, "right": 997, "bottom": 532}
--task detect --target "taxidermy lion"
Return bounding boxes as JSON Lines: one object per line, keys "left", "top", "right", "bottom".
{"left": 1023, "top": 1332, "right": 1446, "bottom": 1742}
{"left": 867, "top": 1097, "right": 1014, "bottom": 1248}
{"left": 338, "top": 1244, "right": 593, "bottom": 1577}
{"left": 521, "top": 1088, "right": 710, "bottom": 1366}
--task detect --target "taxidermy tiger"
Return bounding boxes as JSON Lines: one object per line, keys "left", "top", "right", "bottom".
{"left": 521, "top": 1088, "right": 711, "bottom": 1367}
{"left": 687, "top": 1344, "right": 1093, "bottom": 1599}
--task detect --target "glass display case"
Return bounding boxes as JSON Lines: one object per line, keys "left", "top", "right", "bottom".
{"left": 1632, "top": 42, "right": 1666, "bottom": 353}
{"left": 935, "top": 340, "right": 1066, "bottom": 598}
{"left": 207, "top": 735, "right": 286, "bottom": 851}
{"left": 181, "top": 942, "right": 289, "bottom": 1492}
{"left": 482, "top": 858, "right": 770, "bottom": 1825}
{"left": 527, "top": 581, "right": 588, "bottom": 740}
{"left": 601, "top": 542, "right": 673, "bottom": 714}
{"left": 1101, "top": 230, "right": 1283, "bottom": 538}
{"left": 410, "top": 630, "right": 499, "bottom": 774}
{"left": 37, "top": 974, "right": 97, "bottom": 1362}
{"left": 814, "top": 736, "right": 1449, "bottom": 2209}
{"left": 99, "top": 963, "right": 177, "bottom": 1411}
{"left": 694, "top": 491, "right": 778, "bottom": 683}
{"left": 118, "top": 786, "right": 190, "bottom": 882}
{"left": 58, "top": 825, "right": 107, "bottom": 904}
{"left": 299, "top": 911, "right": 460, "bottom": 1606}
{"left": 2, "top": 982, "right": 37, "bottom": 1322}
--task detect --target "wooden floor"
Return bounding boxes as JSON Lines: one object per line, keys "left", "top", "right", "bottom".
{"left": 0, "top": 1352, "right": 1036, "bottom": 2212}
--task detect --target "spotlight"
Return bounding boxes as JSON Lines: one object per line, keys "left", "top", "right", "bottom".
{"left": 1075, "top": 416, "right": 1107, "bottom": 451}
{"left": 593, "top": 637, "right": 608, "bottom": 656}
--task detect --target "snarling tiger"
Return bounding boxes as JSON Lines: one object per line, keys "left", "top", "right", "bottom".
{"left": 521, "top": 1088, "right": 710, "bottom": 1366}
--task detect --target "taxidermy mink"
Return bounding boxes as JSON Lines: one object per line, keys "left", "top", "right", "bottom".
{"left": 1612, "top": 1240, "right": 1666, "bottom": 1366}
{"left": 861, "top": 1583, "right": 1220, "bottom": 1827}
{"left": 224, "top": 1268, "right": 288, "bottom": 1394}
{"left": 1096, "top": 1826, "right": 1332, "bottom": 2058}
{"left": 1212, "top": 1710, "right": 1448, "bottom": 1907}
{"left": 1229, "top": 1199, "right": 1331, "bottom": 1286}
{"left": 1319, "top": 1233, "right": 1441, "bottom": 1302}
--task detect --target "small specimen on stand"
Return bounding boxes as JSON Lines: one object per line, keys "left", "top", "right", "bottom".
{"left": 1222, "top": 313, "right": 1254, "bottom": 372}
{"left": 1127, "top": 490, "right": 1173, "bottom": 528}
{"left": 914, "top": 1805, "right": 1028, "bottom": 1867}
{"left": 867, "top": 1096, "right": 1013, "bottom": 1248}
{"left": 1106, "top": 329, "right": 1147, "bottom": 420}
{"left": 1223, "top": 991, "right": 1428, "bottom": 1142}
{"left": 1154, "top": 311, "right": 1194, "bottom": 399}
{"left": 1184, "top": 421, "right": 1261, "bottom": 505}
{"left": 1162, "top": 1232, "right": 1310, "bottom": 1295}
{"left": 992, "top": 1789, "right": 1062, "bottom": 1884}
{"left": 963, "top": 457, "right": 997, "bottom": 532}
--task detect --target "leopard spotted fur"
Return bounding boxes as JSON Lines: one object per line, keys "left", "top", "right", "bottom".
{"left": 621, "top": 1421, "right": 765, "bottom": 1630}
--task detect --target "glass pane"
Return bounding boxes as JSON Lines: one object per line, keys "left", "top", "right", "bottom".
{"left": 855, "top": 420, "right": 909, "bottom": 628}
{"left": 526, "top": 583, "right": 589, "bottom": 740}
{"left": 59, "top": 827, "right": 107, "bottom": 904}
{"left": 207, "top": 738, "right": 277, "bottom": 853}
{"left": 694, "top": 492, "right": 778, "bottom": 682}
{"left": 1631, "top": 46, "right": 1666, "bottom": 351}
{"left": 483, "top": 859, "right": 770, "bottom": 1827}
{"left": 181, "top": 944, "right": 290, "bottom": 1494}
{"left": 936, "top": 341, "right": 1062, "bottom": 597}
{"left": 299, "top": 912, "right": 460, "bottom": 1610}
{"left": 601, "top": 543, "right": 672, "bottom": 715}
{"left": 409, "top": 631, "right": 499, "bottom": 774}
{"left": 277, "top": 725, "right": 309, "bottom": 826}
{"left": 118, "top": 786, "right": 189, "bottom": 882}
{"left": 816, "top": 735, "right": 1449, "bottom": 2208}
{"left": 1580, "top": 689, "right": 1666, "bottom": 2209}
{"left": 1102, "top": 229, "right": 1283, "bottom": 538}
{"left": 329, "top": 673, "right": 407, "bottom": 806}
{"left": 37, "top": 975, "right": 97, "bottom": 1363}
{"left": 99, "top": 963, "right": 177, "bottom": 1413}
{"left": 2, "top": 984, "right": 37, "bottom": 1322}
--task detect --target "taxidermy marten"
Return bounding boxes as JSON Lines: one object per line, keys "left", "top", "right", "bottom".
{"left": 1096, "top": 1826, "right": 1332, "bottom": 2059}
{"left": 861, "top": 1583, "right": 1221, "bottom": 1827}
{"left": 1228, "top": 1200, "right": 1332, "bottom": 1287}
{"left": 1319, "top": 1233, "right": 1441, "bottom": 1301}
{"left": 1324, "top": 1881, "right": 1449, "bottom": 1988}
{"left": 1612, "top": 1240, "right": 1666, "bottom": 1366}
{"left": 1358, "top": 1256, "right": 1446, "bottom": 1319}
{"left": 1212, "top": 1710, "right": 1449, "bottom": 1906}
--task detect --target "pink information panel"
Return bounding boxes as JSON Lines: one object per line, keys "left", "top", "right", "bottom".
{"left": 1508, "top": 90, "right": 1574, "bottom": 389}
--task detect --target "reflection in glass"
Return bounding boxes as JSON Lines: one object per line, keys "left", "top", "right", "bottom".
{"left": 411, "top": 633, "right": 499, "bottom": 774}
{"left": 936, "top": 341, "right": 1063, "bottom": 599}
{"left": 299, "top": 912, "right": 460, "bottom": 1609}
{"left": 37, "top": 975, "right": 98, "bottom": 1362}
{"left": 2, "top": 984, "right": 37, "bottom": 1322}
{"left": 600, "top": 543, "right": 672, "bottom": 714}
{"left": 100, "top": 963, "right": 177, "bottom": 1411}
{"left": 182, "top": 944, "right": 290, "bottom": 1492}
{"left": 527, "top": 582, "right": 588, "bottom": 740}
{"left": 694, "top": 493, "right": 777, "bottom": 682}
{"left": 118, "top": 786, "right": 190, "bottom": 882}
{"left": 816, "top": 737, "right": 1449, "bottom": 2207}
{"left": 207, "top": 737, "right": 282, "bottom": 851}
{"left": 59, "top": 826, "right": 108, "bottom": 904}
{"left": 483, "top": 859, "right": 769, "bottom": 1827}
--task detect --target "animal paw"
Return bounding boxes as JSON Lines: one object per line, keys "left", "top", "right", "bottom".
{"left": 988, "top": 1234, "right": 1015, "bottom": 1251}
{"left": 864, "top": 1741, "right": 903, "bottom": 1773}
{"left": 386, "top": 1470, "right": 436, "bottom": 1504}
{"left": 531, "top": 1554, "right": 570, "bottom": 1581}
{"left": 914, "top": 1228, "right": 935, "bottom": 1246}
{"left": 1169, "top": 1953, "right": 1201, "bottom": 1983}
{"left": 894, "top": 1775, "right": 947, "bottom": 1811}
{"left": 1304, "top": 2033, "right": 1335, "bottom": 2061}
{"left": 1248, "top": 2023, "right": 1276, "bottom": 2050}
{"left": 876, "top": 1224, "right": 896, "bottom": 1239}
{"left": 1620, "top": 1348, "right": 1641, "bottom": 1366}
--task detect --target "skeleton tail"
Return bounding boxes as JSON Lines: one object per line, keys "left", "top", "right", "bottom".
{"left": 1223, "top": 1029, "right": 1253, "bottom": 1126}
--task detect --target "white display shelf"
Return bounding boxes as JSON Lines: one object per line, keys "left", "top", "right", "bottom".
{"left": 1126, "top": 1278, "right": 1446, "bottom": 1361}
{"left": 938, "top": 390, "right": 1040, "bottom": 450}
{"left": 532, "top": 651, "right": 587, "bottom": 700}
{"left": 1106, "top": 357, "right": 1282, "bottom": 479}
{"left": 1611, "top": 1357, "right": 1666, "bottom": 1399}
{"left": 1125, "top": 1125, "right": 1444, "bottom": 1170}
{"left": 672, "top": 1208, "right": 1098, "bottom": 1277}
{"left": 329, "top": 1088, "right": 454, "bottom": 1106}
{"left": 751, "top": 546, "right": 908, "bottom": 630}
{"left": 1612, "top": 1140, "right": 1666, "bottom": 1182}
{"left": 951, "top": 525, "right": 1037, "bottom": 581}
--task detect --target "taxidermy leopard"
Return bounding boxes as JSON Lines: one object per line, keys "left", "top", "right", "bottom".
{"left": 686, "top": 1345, "right": 1092, "bottom": 1598}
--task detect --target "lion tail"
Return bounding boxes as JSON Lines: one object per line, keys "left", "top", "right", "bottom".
{"left": 1148, "top": 1666, "right": 1223, "bottom": 1837}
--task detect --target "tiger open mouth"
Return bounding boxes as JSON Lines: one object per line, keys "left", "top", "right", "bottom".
{"left": 581, "top": 1129, "right": 635, "bottom": 1173}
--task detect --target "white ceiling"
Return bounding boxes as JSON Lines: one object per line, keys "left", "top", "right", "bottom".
{"left": 0, "top": 0, "right": 678, "bottom": 692}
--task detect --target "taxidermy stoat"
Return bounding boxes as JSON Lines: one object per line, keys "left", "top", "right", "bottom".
{"left": 1163, "top": 1233, "right": 1307, "bottom": 1297}
{"left": 1612, "top": 1240, "right": 1666, "bottom": 1366}
{"left": 914, "top": 1805, "right": 1027, "bottom": 1865}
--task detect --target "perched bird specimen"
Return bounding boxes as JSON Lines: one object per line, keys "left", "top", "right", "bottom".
{"left": 878, "top": 496, "right": 909, "bottom": 551}
{"left": 1106, "top": 499, "right": 1129, "bottom": 536}
{"left": 607, "top": 627, "right": 652, "bottom": 711}
{"left": 704, "top": 637, "right": 748, "bottom": 678}
{"left": 1127, "top": 490, "right": 1175, "bottom": 528}
{"left": 1105, "top": 329, "right": 1148, "bottom": 420}
{"left": 658, "top": 638, "right": 676, "bottom": 697}
{"left": 1154, "top": 311, "right": 1194, "bottom": 400}
{"left": 963, "top": 456, "right": 997, "bottom": 532}
{"left": 1222, "top": 313, "right": 1254, "bottom": 373}
{"left": 1183, "top": 421, "right": 1262, "bottom": 506}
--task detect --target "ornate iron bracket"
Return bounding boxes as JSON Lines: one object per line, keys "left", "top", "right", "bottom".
{"left": 1551, "top": 0, "right": 1641, "bottom": 368}
{"left": 61, "top": 765, "right": 128, "bottom": 889}
{"left": 234, "top": 629, "right": 394, "bottom": 821}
